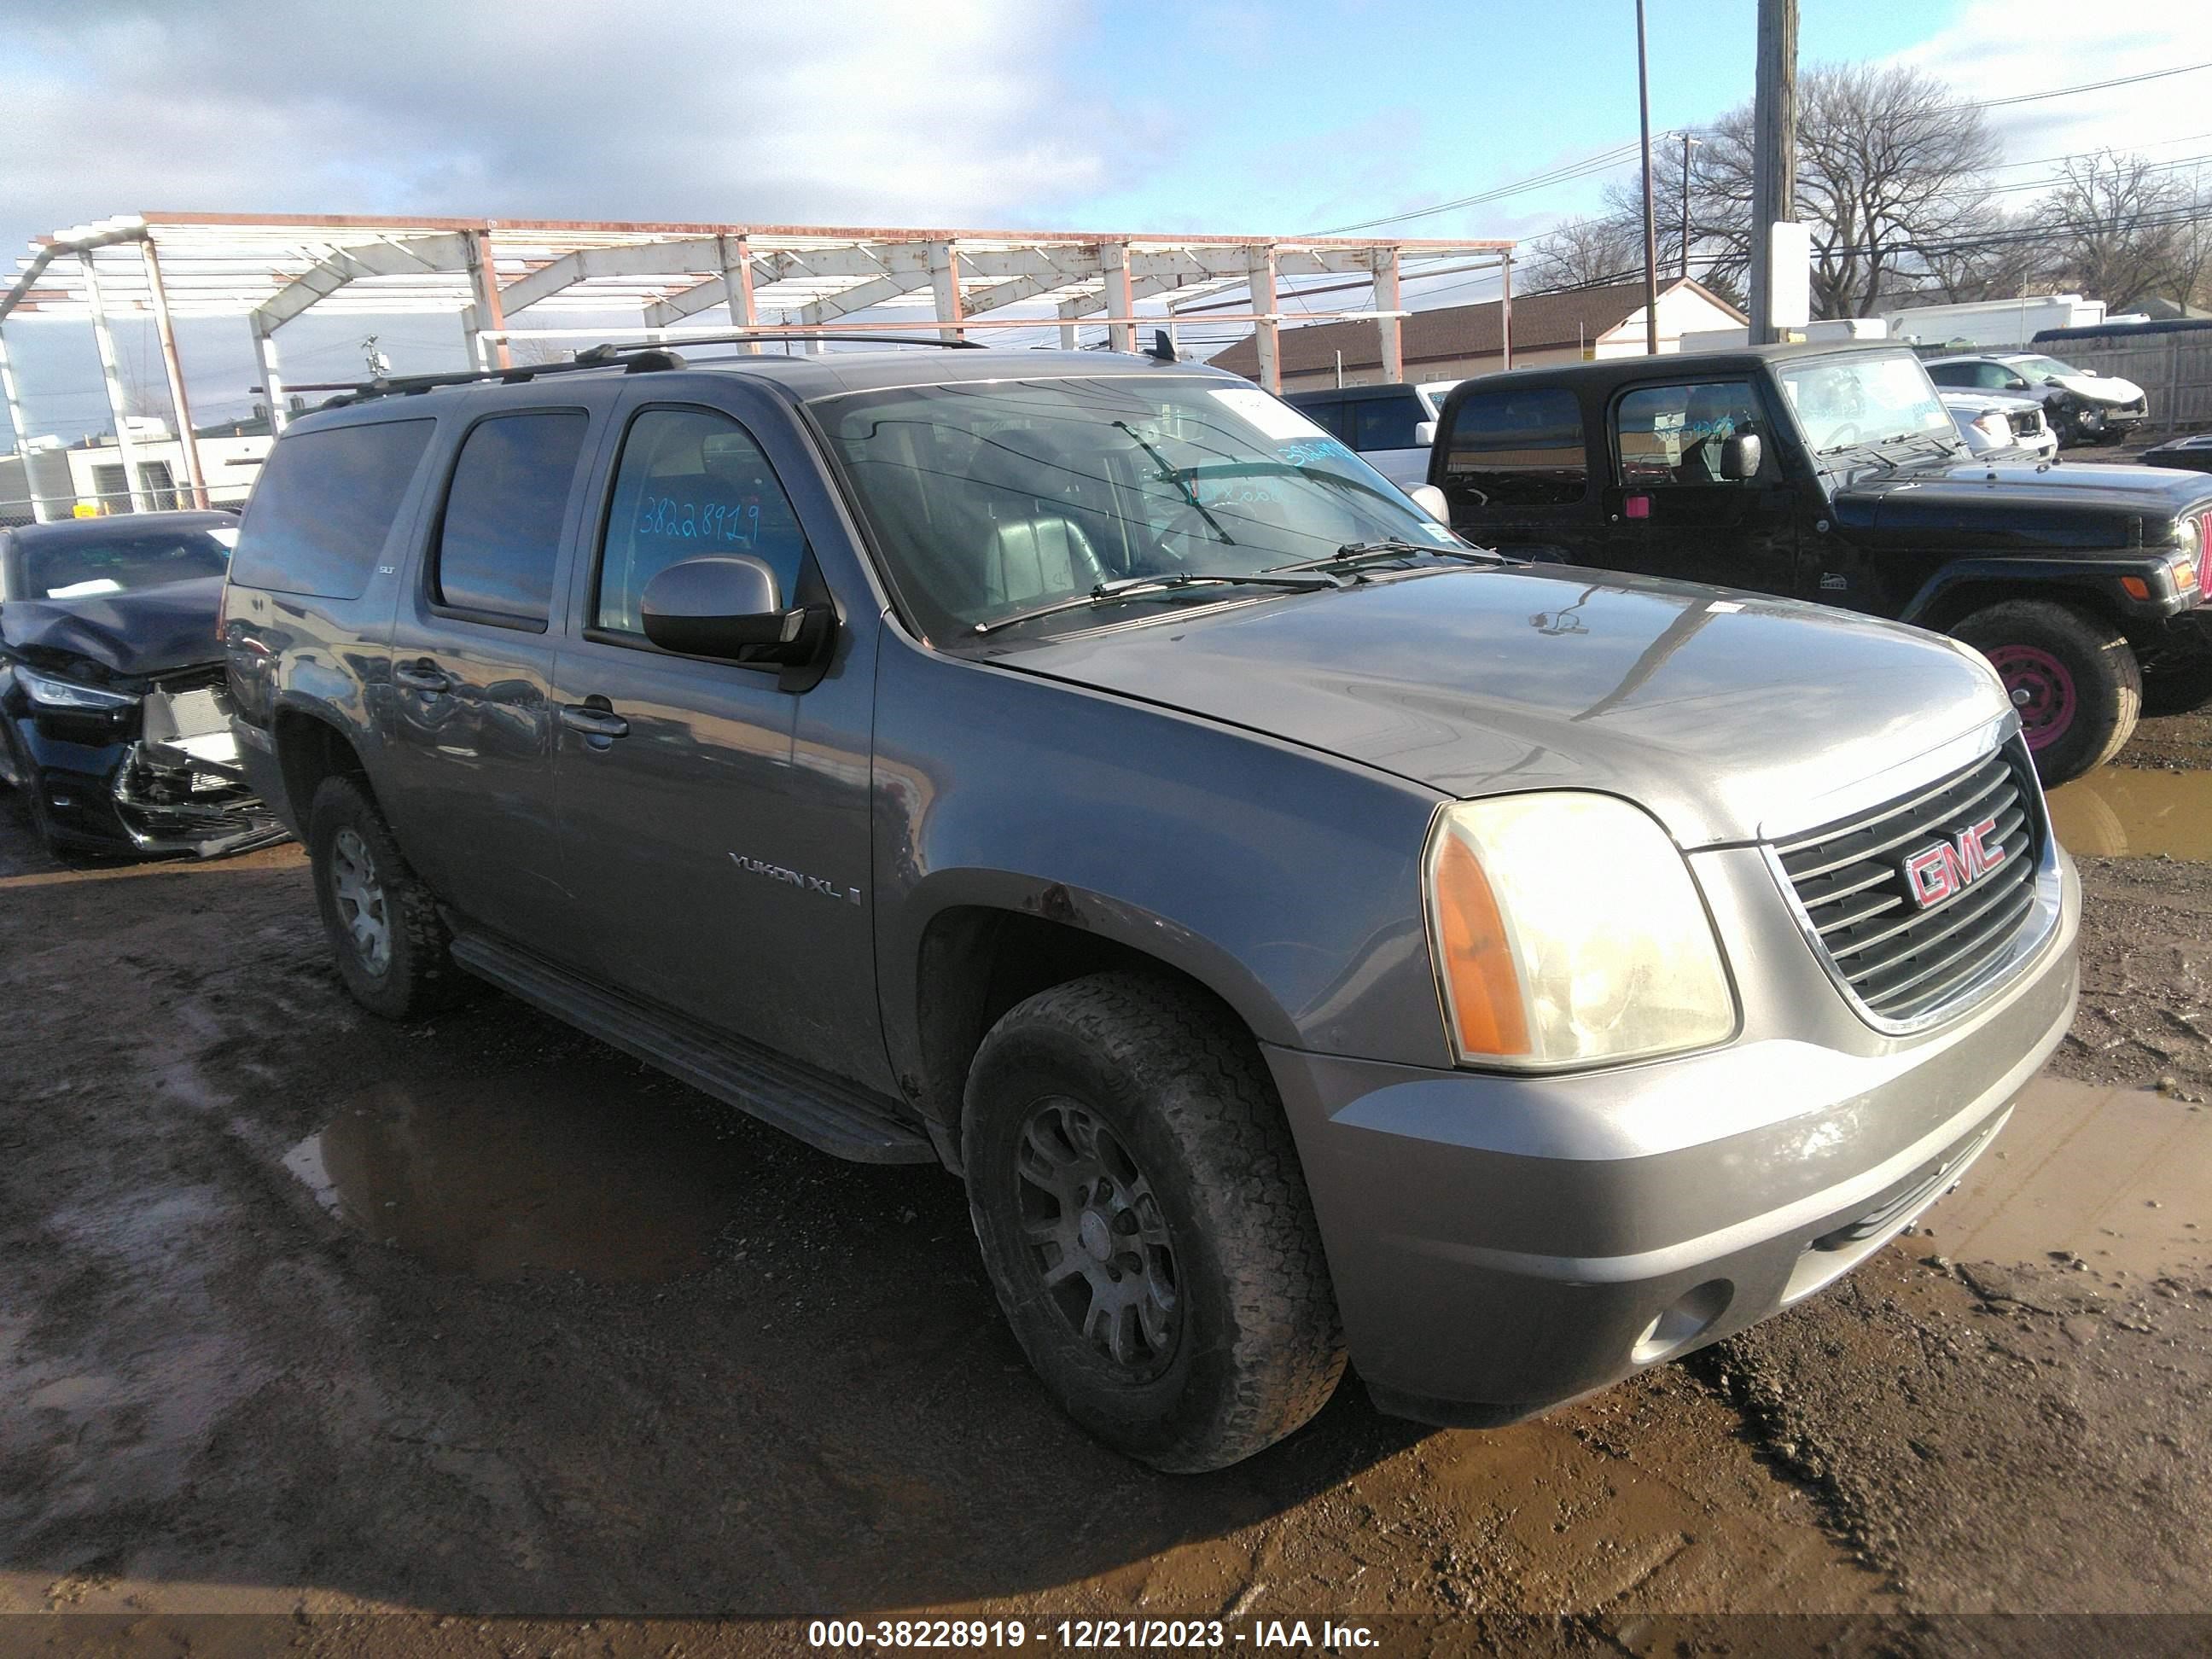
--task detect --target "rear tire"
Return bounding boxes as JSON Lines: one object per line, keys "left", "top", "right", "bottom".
{"left": 962, "top": 972, "right": 1345, "bottom": 1471}
{"left": 1953, "top": 600, "right": 2140, "bottom": 786}
{"left": 307, "top": 774, "right": 469, "bottom": 1020}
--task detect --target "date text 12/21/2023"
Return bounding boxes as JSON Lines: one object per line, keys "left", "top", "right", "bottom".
{"left": 806, "top": 1619, "right": 1381, "bottom": 1650}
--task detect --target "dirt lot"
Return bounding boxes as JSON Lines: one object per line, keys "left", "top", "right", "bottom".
{"left": 2, "top": 716, "right": 2209, "bottom": 1654}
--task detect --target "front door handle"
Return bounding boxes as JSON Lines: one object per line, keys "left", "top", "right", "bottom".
{"left": 559, "top": 703, "right": 630, "bottom": 741}
{"left": 393, "top": 661, "right": 451, "bottom": 694}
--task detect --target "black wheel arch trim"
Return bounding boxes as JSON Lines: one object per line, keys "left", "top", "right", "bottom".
{"left": 1900, "top": 554, "right": 2192, "bottom": 632}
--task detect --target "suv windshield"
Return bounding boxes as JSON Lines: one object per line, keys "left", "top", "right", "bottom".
{"left": 17, "top": 523, "right": 236, "bottom": 600}
{"left": 820, "top": 375, "right": 1454, "bottom": 638}
{"left": 1774, "top": 352, "right": 1957, "bottom": 456}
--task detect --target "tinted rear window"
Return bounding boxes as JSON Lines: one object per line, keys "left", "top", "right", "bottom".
{"left": 1441, "top": 387, "right": 1587, "bottom": 507}
{"left": 432, "top": 411, "right": 590, "bottom": 625}
{"left": 1353, "top": 393, "right": 1426, "bottom": 451}
{"left": 229, "top": 420, "right": 434, "bottom": 599}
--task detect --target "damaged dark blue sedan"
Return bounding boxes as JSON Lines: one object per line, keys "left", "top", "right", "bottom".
{"left": 0, "top": 511, "right": 285, "bottom": 858}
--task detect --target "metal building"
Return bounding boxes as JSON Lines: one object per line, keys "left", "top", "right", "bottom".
{"left": 0, "top": 212, "right": 1511, "bottom": 520}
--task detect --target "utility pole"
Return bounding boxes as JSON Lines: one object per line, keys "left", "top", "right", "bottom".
{"left": 1680, "top": 134, "right": 1701, "bottom": 282}
{"left": 1635, "top": 0, "right": 1661, "bottom": 353}
{"left": 1748, "top": 0, "right": 1799, "bottom": 343}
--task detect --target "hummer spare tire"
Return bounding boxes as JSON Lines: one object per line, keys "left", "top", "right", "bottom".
{"left": 1953, "top": 599, "right": 2140, "bottom": 786}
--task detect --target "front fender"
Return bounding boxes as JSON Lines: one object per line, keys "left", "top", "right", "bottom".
{"left": 1901, "top": 554, "right": 2195, "bottom": 630}
{"left": 870, "top": 634, "right": 1456, "bottom": 1101}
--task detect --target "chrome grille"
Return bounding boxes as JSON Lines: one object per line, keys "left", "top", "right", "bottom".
{"left": 1773, "top": 743, "right": 2043, "bottom": 1023}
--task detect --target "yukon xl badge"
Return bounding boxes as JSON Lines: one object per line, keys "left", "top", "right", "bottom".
{"left": 730, "top": 852, "right": 862, "bottom": 905}
{"left": 1901, "top": 816, "right": 2005, "bottom": 909}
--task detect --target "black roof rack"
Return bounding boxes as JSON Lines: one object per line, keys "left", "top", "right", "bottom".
{"left": 574, "top": 331, "right": 987, "bottom": 362}
{"left": 321, "top": 330, "right": 989, "bottom": 409}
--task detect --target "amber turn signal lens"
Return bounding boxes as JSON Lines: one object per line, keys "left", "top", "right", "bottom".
{"left": 2122, "top": 576, "right": 2151, "bottom": 600}
{"left": 1431, "top": 833, "right": 1531, "bottom": 1057}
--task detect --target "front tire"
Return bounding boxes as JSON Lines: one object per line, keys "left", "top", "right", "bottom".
{"left": 1953, "top": 600, "right": 2140, "bottom": 785}
{"left": 962, "top": 973, "right": 1345, "bottom": 1471}
{"left": 1, "top": 725, "right": 67, "bottom": 858}
{"left": 307, "top": 773, "right": 469, "bottom": 1020}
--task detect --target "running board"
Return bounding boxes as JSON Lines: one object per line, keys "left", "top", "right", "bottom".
{"left": 449, "top": 932, "right": 937, "bottom": 1165}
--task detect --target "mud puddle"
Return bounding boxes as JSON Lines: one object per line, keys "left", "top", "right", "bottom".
{"left": 282, "top": 1062, "right": 752, "bottom": 1282}
{"left": 2047, "top": 765, "right": 2212, "bottom": 859}
{"left": 1925, "top": 1074, "right": 2209, "bottom": 1276}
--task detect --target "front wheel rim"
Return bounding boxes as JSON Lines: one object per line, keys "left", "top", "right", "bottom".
{"left": 329, "top": 826, "right": 393, "bottom": 975}
{"left": 1015, "top": 1098, "right": 1181, "bottom": 1382}
{"left": 1987, "top": 643, "right": 2078, "bottom": 752}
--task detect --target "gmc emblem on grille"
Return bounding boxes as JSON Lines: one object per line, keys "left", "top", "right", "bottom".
{"left": 1902, "top": 815, "right": 2006, "bottom": 908}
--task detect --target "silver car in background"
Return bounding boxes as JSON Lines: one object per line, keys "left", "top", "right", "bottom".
{"left": 1941, "top": 389, "right": 2060, "bottom": 463}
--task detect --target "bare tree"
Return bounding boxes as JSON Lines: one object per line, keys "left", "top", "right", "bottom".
{"left": 1918, "top": 209, "right": 2049, "bottom": 304}
{"left": 2044, "top": 152, "right": 2194, "bottom": 312}
{"left": 1579, "top": 61, "right": 1999, "bottom": 318}
{"left": 1522, "top": 215, "right": 1646, "bottom": 294}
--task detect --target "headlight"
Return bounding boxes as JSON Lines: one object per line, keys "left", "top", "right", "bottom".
{"left": 2172, "top": 514, "right": 2203, "bottom": 567}
{"left": 1424, "top": 791, "right": 1735, "bottom": 1068}
{"left": 1973, "top": 412, "right": 2010, "bottom": 445}
{"left": 15, "top": 666, "right": 137, "bottom": 711}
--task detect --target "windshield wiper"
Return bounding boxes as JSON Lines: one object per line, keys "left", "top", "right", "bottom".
{"left": 1272, "top": 538, "right": 1501, "bottom": 574}
{"left": 1115, "top": 421, "right": 1235, "bottom": 545}
{"left": 969, "top": 571, "right": 1342, "bottom": 637}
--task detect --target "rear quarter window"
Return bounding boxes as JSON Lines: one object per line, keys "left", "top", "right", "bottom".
{"left": 1441, "top": 387, "right": 1587, "bottom": 508}
{"left": 228, "top": 418, "right": 435, "bottom": 599}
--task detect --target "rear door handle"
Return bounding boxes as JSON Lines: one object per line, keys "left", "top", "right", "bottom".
{"left": 559, "top": 703, "right": 630, "bottom": 740}
{"left": 393, "top": 662, "right": 451, "bottom": 694}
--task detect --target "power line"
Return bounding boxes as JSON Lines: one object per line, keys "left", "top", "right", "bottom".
{"left": 1964, "top": 61, "right": 2212, "bottom": 111}
{"left": 1330, "top": 65, "right": 2212, "bottom": 243}
{"left": 1309, "top": 138, "right": 1654, "bottom": 236}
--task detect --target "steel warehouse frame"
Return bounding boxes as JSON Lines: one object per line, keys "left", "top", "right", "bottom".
{"left": 0, "top": 212, "right": 1514, "bottom": 521}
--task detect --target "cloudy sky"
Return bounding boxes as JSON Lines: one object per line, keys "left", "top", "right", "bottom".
{"left": 4, "top": 0, "right": 2211, "bottom": 442}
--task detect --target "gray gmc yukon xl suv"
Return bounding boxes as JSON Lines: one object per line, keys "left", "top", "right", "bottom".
{"left": 222, "top": 341, "right": 2079, "bottom": 1471}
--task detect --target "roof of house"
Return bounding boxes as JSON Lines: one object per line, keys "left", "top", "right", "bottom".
{"left": 1206, "top": 277, "right": 1746, "bottom": 380}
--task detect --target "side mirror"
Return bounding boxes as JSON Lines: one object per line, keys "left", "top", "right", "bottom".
{"left": 1413, "top": 420, "right": 1439, "bottom": 447}
{"left": 640, "top": 556, "right": 826, "bottom": 663}
{"left": 1407, "top": 483, "right": 1452, "bottom": 523}
{"left": 1719, "top": 433, "right": 1762, "bottom": 480}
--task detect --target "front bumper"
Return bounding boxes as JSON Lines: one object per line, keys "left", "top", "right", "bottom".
{"left": 1264, "top": 846, "right": 2080, "bottom": 1426}
{"left": 10, "top": 682, "right": 288, "bottom": 859}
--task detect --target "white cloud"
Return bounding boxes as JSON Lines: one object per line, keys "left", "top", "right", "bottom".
{"left": 1893, "top": 2, "right": 2212, "bottom": 173}
{"left": 0, "top": 1, "right": 1113, "bottom": 252}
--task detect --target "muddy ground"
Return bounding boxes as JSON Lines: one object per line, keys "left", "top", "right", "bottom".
{"left": 1, "top": 722, "right": 2209, "bottom": 1655}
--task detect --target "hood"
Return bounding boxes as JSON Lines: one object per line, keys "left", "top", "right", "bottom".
{"left": 1940, "top": 390, "right": 2044, "bottom": 416}
{"left": 0, "top": 574, "right": 225, "bottom": 681}
{"left": 987, "top": 566, "right": 2011, "bottom": 848}
{"left": 1834, "top": 458, "right": 2212, "bottom": 552}
{"left": 2053, "top": 372, "right": 2143, "bottom": 405}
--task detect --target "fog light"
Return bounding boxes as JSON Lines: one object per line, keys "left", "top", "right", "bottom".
{"left": 1629, "top": 1279, "right": 1732, "bottom": 1365}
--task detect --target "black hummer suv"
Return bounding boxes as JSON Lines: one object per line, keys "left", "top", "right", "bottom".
{"left": 1429, "top": 343, "right": 2212, "bottom": 783}
{"left": 222, "top": 338, "right": 2077, "bottom": 1470}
